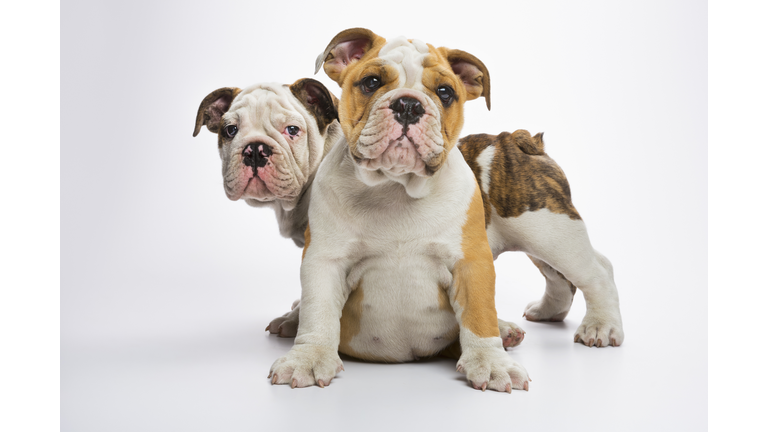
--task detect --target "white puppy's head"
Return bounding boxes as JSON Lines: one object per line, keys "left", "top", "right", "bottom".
{"left": 194, "top": 79, "right": 338, "bottom": 209}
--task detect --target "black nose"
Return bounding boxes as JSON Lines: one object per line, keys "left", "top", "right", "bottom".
{"left": 242, "top": 142, "right": 272, "bottom": 169}
{"left": 389, "top": 97, "right": 425, "bottom": 127}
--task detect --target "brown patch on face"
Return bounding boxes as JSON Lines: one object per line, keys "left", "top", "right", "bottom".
{"left": 415, "top": 46, "right": 471, "bottom": 164}
{"left": 451, "top": 185, "right": 500, "bottom": 339}
{"left": 337, "top": 57, "right": 392, "bottom": 157}
{"left": 459, "top": 130, "right": 582, "bottom": 222}
{"left": 301, "top": 225, "right": 311, "bottom": 261}
{"left": 338, "top": 278, "right": 364, "bottom": 358}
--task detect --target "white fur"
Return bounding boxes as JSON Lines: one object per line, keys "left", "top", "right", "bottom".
{"left": 487, "top": 206, "right": 624, "bottom": 345}
{"left": 212, "top": 83, "right": 341, "bottom": 247}
{"left": 475, "top": 145, "right": 495, "bottom": 195}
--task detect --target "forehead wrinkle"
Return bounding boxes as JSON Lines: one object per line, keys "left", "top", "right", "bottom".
{"left": 380, "top": 39, "right": 429, "bottom": 88}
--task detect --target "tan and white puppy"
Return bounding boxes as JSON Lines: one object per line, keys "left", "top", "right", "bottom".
{"left": 193, "top": 79, "right": 342, "bottom": 247}
{"left": 268, "top": 28, "right": 531, "bottom": 392}
{"left": 194, "top": 79, "right": 527, "bottom": 349}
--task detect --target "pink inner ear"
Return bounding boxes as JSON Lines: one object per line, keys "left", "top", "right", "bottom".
{"left": 333, "top": 38, "right": 369, "bottom": 66}
{"left": 451, "top": 61, "right": 482, "bottom": 90}
{"left": 211, "top": 96, "right": 232, "bottom": 118}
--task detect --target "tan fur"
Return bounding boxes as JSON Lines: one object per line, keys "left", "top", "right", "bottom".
{"left": 301, "top": 225, "right": 311, "bottom": 260}
{"left": 451, "top": 185, "right": 500, "bottom": 339}
{"left": 437, "top": 283, "right": 452, "bottom": 311}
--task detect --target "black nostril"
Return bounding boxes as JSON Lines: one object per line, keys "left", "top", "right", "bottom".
{"left": 389, "top": 97, "right": 425, "bottom": 126}
{"left": 242, "top": 143, "right": 272, "bottom": 169}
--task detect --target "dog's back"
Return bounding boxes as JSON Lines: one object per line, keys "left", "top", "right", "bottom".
{"left": 459, "top": 129, "right": 581, "bottom": 231}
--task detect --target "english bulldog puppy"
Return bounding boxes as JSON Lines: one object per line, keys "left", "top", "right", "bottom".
{"left": 193, "top": 79, "right": 527, "bottom": 349}
{"left": 268, "top": 28, "right": 532, "bottom": 392}
{"left": 193, "top": 79, "right": 342, "bottom": 247}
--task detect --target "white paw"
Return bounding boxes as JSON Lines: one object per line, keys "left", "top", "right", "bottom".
{"left": 456, "top": 347, "right": 531, "bottom": 392}
{"left": 265, "top": 301, "right": 300, "bottom": 337}
{"left": 574, "top": 312, "right": 624, "bottom": 347}
{"left": 523, "top": 298, "right": 570, "bottom": 322}
{"left": 498, "top": 319, "right": 525, "bottom": 349}
{"left": 269, "top": 345, "right": 344, "bottom": 388}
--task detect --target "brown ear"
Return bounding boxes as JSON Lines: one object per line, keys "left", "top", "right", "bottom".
{"left": 193, "top": 87, "right": 241, "bottom": 137}
{"left": 442, "top": 49, "right": 491, "bottom": 110}
{"left": 289, "top": 78, "right": 339, "bottom": 132}
{"left": 314, "top": 27, "right": 381, "bottom": 84}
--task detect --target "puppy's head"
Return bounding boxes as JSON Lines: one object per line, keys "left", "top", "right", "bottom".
{"left": 193, "top": 79, "right": 338, "bottom": 207}
{"left": 316, "top": 28, "right": 490, "bottom": 177}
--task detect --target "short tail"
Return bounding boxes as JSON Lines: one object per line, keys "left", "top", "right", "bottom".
{"left": 512, "top": 129, "right": 545, "bottom": 155}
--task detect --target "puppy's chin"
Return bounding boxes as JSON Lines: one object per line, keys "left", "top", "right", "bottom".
{"left": 225, "top": 168, "right": 302, "bottom": 203}
{"left": 355, "top": 137, "right": 430, "bottom": 177}
{"left": 351, "top": 126, "right": 446, "bottom": 177}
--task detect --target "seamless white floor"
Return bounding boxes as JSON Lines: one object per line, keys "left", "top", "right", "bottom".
{"left": 61, "top": 1, "right": 706, "bottom": 431}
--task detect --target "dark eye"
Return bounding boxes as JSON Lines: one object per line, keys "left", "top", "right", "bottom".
{"left": 436, "top": 86, "right": 455, "bottom": 107}
{"left": 224, "top": 124, "right": 238, "bottom": 138}
{"left": 360, "top": 76, "right": 382, "bottom": 94}
{"left": 286, "top": 125, "right": 300, "bottom": 136}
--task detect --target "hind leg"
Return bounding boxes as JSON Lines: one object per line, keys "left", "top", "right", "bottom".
{"left": 534, "top": 245, "right": 623, "bottom": 347}
{"left": 523, "top": 255, "right": 576, "bottom": 322}
{"left": 494, "top": 210, "right": 624, "bottom": 347}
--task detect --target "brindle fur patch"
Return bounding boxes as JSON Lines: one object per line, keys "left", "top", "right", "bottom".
{"left": 459, "top": 130, "right": 581, "bottom": 223}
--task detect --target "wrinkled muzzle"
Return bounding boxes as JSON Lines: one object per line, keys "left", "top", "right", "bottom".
{"left": 222, "top": 140, "right": 302, "bottom": 202}
{"left": 353, "top": 90, "right": 445, "bottom": 177}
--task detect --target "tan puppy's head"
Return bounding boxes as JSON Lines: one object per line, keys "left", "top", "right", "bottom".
{"left": 316, "top": 28, "right": 490, "bottom": 177}
{"left": 193, "top": 79, "right": 338, "bottom": 208}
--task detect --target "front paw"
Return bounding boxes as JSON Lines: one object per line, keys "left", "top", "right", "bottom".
{"left": 268, "top": 345, "right": 344, "bottom": 388}
{"left": 574, "top": 312, "right": 624, "bottom": 347}
{"left": 498, "top": 319, "right": 525, "bottom": 349}
{"left": 457, "top": 347, "right": 531, "bottom": 392}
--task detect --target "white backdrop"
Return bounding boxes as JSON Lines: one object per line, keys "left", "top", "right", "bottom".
{"left": 61, "top": 1, "right": 707, "bottom": 431}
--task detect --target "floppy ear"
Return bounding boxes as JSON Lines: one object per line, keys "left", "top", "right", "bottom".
{"left": 442, "top": 49, "right": 491, "bottom": 110}
{"left": 314, "top": 27, "right": 381, "bottom": 84}
{"left": 289, "top": 78, "right": 339, "bottom": 132}
{"left": 193, "top": 87, "right": 241, "bottom": 137}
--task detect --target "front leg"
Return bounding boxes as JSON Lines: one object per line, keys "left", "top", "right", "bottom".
{"left": 269, "top": 253, "right": 349, "bottom": 388}
{"left": 449, "top": 187, "right": 530, "bottom": 392}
